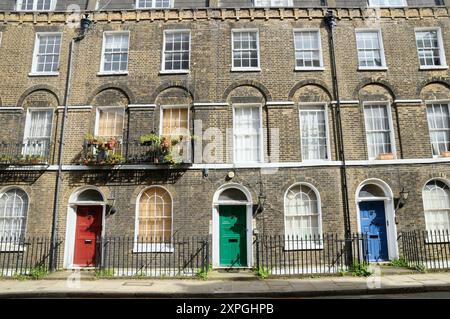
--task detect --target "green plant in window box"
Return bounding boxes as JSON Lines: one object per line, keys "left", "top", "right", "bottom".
{"left": 106, "top": 153, "right": 124, "bottom": 165}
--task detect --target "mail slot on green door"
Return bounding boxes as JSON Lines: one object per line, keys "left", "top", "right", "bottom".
{"left": 219, "top": 205, "right": 247, "bottom": 267}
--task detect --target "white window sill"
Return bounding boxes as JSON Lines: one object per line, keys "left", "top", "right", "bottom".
{"left": 133, "top": 243, "right": 174, "bottom": 253}
{"left": 97, "top": 71, "right": 129, "bottom": 76}
{"left": 159, "top": 70, "right": 190, "bottom": 75}
{"left": 301, "top": 159, "right": 331, "bottom": 163}
{"left": 28, "top": 72, "right": 59, "bottom": 77}
{"left": 358, "top": 67, "right": 388, "bottom": 71}
{"left": 295, "top": 67, "right": 325, "bottom": 72}
{"left": 419, "top": 66, "right": 449, "bottom": 71}
{"left": 231, "top": 68, "right": 262, "bottom": 72}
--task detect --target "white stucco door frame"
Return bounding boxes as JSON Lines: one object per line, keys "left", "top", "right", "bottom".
{"left": 212, "top": 183, "right": 253, "bottom": 268}
{"left": 63, "top": 187, "right": 107, "bottom": 269}
{"left": 355, "top": 179, "right": 399, "bottom": 261}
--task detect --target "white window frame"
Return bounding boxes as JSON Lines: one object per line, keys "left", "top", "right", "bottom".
{"left": 232, "top": 103, "right": 264, "bottom": 164}
{"left": 16, "top": 0, "right": 56, "bottom": 11}
{"left": 298, "top": 103, "right": 331, "bottom": 162}
{"left": 99, "top": 31, "right": 130, "bottom": 75}
{"left": 133, "top": 186, "right": 174, "bottom": 253}
{"left": 368, "top": 0, "right": 407, "bottom": 7}
{"left": 22, "top": 107, "right": 54, "bottom": 159}
{"left": 231, "top": 29, "right": 261, "bottom": 72}
{"left": 426, "top": 100, "right": 450, "bottom": 158}
{"left": 30, "top": 32, "right": 62, "bottom": 76}
{"left": 355, "top": 29, "right": 387, "bottom": 71}
{"left": 0, "top": 32, "right": 3, "bottom": 47}
{"left": 161, "top": 29, "right": 191, "bottom": 74}
{"left": 135, "top": 0, "right": 174, "bottom": 9}
{"left": 422, "top": 179, "right": 450, "bottom": 243}
{"left": 363, "top": 101, "right": 397, "bottom": 161}
{"left": 283, "top": 182, "right": 324, "bottom": 251}
{"left": 94, "top": 106, "right": 126, "bottom": 139}
{"left": 0, "top": 187, "right": 29, "bottom": 252}
{"left": 293, "top": 28, "right": 324, "bottom": 71}
{"left": 415, "top": 28, "right": 448, "bottom": 70}
{"left": 159, "top": 105, "right": 192, "bottom": 161}
{"left": 254, "top": 0, "right": 294, "bottom": 7}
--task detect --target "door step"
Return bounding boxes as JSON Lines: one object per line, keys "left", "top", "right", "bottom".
{"left": 45, "top": 269, "right": 97, "bottom": 281}
{"left": 208, "top": 269, "right": 258, "bottom": 281}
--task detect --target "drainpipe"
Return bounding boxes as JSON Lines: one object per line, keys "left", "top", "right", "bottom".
{"left": 324, "top": 11, "right": 353, "bottom": 264}
{"left": 49, "top": 15, "right": 92, "bottom": 271}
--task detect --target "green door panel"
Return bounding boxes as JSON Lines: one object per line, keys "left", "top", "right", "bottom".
{"left": 219, "top": 205, "right": 247, "bottom": 267}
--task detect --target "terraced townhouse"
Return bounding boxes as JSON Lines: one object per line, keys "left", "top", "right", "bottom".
{"left": 0, "top": 0, "right": 449, "bottom": 274}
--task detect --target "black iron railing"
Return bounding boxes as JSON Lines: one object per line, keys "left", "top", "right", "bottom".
{"left": 96, "top": 236, "right": 209, "bottom": 277}
{"left": 0, "top": 237, "right": 64, "bottom": 277}
{"left": 254, "top": 233, "right": 368, "bottom": 276}
{"left": 0, "top": 140, "right": 51, "bottom": 165}
{"left": 81, "top": 139, "right": 192, "bottom": 165}
{"left": 401, "top": 230, "right": 450, "bottom": 271}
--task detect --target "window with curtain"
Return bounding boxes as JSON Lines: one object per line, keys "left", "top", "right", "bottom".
{"left": 101, "top": 32, "right": 129, "bottom": 73}
{"left": 138, "top": 187, "right": 172, "bottom": 242}
{"left": 415, "top": 29, "right": 446, "bottom": 68}
{"left": 368, "top": 0, "right": 407, "bottom": 7}
{"left": 427, "top": 103, "right": 450, "bottom": 157}
{"left": 0, "top": 189, "right": 28, "bottom": 240}
{"left": 300, "top": 105, "right": 328, "bottom": 160}
{"left": 254, "top": 0, "right": 293, "bottom": 6}
{"left": 363, "top": 104, "right": 394, "bottom": 160}
{"left": 23, "top": 109, "right": 53, "bottom": 158}
{"left": 284, "top": 184, "right": 322, "bottom": 249}
{"left": 423, "top": 180, "right": 450, "bottom": 237}
{"left": 234, "top": 106, "right": 262, "bottom": 163}
{"left": 96, "top": 108, "right": 125, "bottom": 139}
{"left": 355, "top": 30, "right": 385, "bottom": 68}
{"left": 32, "top": 33, "right": 62, "bottom": 74}
{"left": 294, "top": 30, "right": 323, "bottom": 69}
{"left": 136, "top": 0, "right": 172, "bottom": 8}
{"left": 17, "top": 0, "right": 55, "bottom": 11}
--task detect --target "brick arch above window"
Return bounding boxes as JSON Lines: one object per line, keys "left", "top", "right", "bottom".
{"left": 17, "top": 85, "right": 61, "bottom": 108}
{"left": 357, "top": 82, "right": 396, "bottom": 103}
{"left": 149, "top": 82, "right": 194, "bottom": 104}
{"left": 288, "top": 80, "right": 332, "bottom": 102}
{"left": 222, "top": 80, "right": 272, "bottom": 102}
{"left": 354, "top": 79, "right": 397, "bottom": 101}
{"left": 154, "top": 86, "right": 193, "bottom": 106}
{"left": 419, "top": 80, "right": 450, "bottom": 101}
{"left": 87, "top": 84, "right": 134, "bottom": 106}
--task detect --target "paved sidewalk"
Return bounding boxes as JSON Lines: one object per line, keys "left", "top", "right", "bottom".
{"left": 1, "top": 272, "right": 450, "bottom": 298}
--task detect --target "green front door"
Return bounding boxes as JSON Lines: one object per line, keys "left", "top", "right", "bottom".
{"left": 219, "top": 205, "right": 247, "bottom": 267}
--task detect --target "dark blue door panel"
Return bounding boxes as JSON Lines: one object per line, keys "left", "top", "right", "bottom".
{"left": 359, "top": 201, "right": 389, "bottom": 262}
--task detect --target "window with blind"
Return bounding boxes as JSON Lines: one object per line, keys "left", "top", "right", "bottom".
{"left": 427, "top": 103, "right": 450, "bottom": 157}
{"left": 23, "top": 109, "right": 53, "bottom": 159}
{"left": 422, "top": 180, "right": 450, "bottom": 239}
{"left": 96, "top": 108, "right": 125, "bottom": 139}
{"left": 31, "top": 33, "right": 62, "bottom": 74}
{"left": 137, "top": 187, "right": 172, "bottom": 245}
{"left": 100, "top": 32, "right": 129, "bottom": 74}
{"left": 254, "top": 0, "right": 293, "bottom": 6}
{"left": 136, "top": 0, "right": 172, "bottom": 8}
{"left": 368, "top": 0, "right": 407, "bottom": 7}
{"left": 17, "top": 0, "right": 56, "bottom": 11}
{"left": 300, "top": 105, "right": 329, "bottom": 160}
{"left": 415, "top": 29, "right": 447, "bottom": 69}
{"left": 233, "top": 106, "right": 262, "bottom": 163}
{"left": 284, "top": 184, "right": 322, "bottom": 249}
{"left": 0, "top": 188, "right": 28, "bottom": 240}
{"left": 355, "top": 30, "right": 386, "bottom": 69}
{"left": 232, "top": 30, "right": 260, "bottom": 71}
{"left": 363, "top": 104, "right": 394, "bottom": 160}
{"left": 294, "top": 30, "right": 323, "bottom": 70}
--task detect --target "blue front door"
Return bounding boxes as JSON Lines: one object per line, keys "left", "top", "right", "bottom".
{"left": 359, "top": 201, "right": 389, "bottom": 262}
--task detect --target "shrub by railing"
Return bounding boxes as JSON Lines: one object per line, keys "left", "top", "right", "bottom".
{"left": 254, "top": 233, "right": 368, "bottom": 276}
{"left": 401, "top": 230, "right": 450, "bottom": 271}
{"left": 96, "top": 236, "right": 209, "bottom": 278}
{"left": 0, "top": 237, "right": 64, "bottom": 277}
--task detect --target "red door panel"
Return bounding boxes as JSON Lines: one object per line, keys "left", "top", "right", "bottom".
{"left": 73, "top": 206, "right": 102, "bottom": 267}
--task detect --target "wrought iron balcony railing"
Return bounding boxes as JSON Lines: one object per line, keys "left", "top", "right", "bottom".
{"left": 0, "top": 140, "right": 51, "bottom": 165}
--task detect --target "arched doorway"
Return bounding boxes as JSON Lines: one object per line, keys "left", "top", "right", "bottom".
{"left": 64, "top": 187, "right": 106, "bottom": 269}
{"left": 356, "top": 179, "right": 398, "bottom": 262}
{"left": 212, "top": 184, "right": 253, "bottom": 268}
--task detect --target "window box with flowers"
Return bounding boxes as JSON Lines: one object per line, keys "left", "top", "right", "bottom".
{"left": 80, "top": 134, "right": 124, "bottom": 165}
{"left": 138, "top": 132, "right": 192, "bottom": 165}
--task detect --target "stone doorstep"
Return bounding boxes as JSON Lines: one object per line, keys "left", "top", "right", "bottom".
{"left": 207, "top": 269, "right": 259, "bottom": 281}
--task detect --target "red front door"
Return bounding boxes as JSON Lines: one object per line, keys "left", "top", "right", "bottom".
{"left": 73, "top": 206, "right": 103, "bottom": 267}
